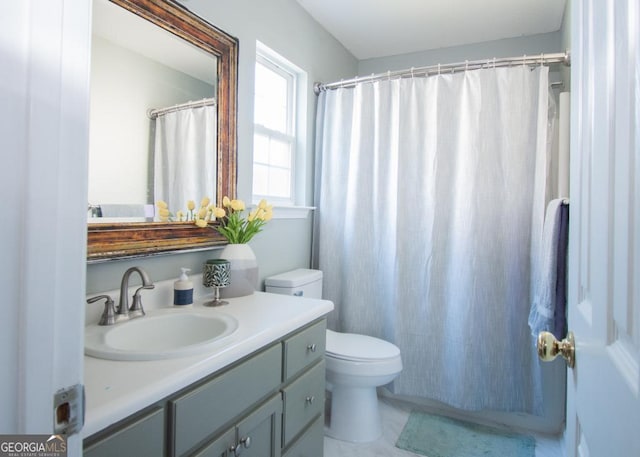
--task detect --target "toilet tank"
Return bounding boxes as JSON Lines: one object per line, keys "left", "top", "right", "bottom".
{"left": 265, "top": 269, "right": 323, "bottom": 299}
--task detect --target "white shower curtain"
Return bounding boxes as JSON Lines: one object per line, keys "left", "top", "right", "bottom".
{"left": 314, "top": 66, "right": 554, "bottom": 413}
{"left": 153, "top": 105, "right": 216, "bottom": 215}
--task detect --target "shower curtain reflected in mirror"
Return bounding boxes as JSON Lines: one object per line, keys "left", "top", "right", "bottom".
{"left": 153, "top": 104, "right": 217, "bottom": 216}
{"left": 314, "top": 66, "right": 554, "bottom": 414}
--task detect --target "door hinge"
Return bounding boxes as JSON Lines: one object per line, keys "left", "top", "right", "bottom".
{"left": 53, "top": 384, "right": 85, "bottom": 436}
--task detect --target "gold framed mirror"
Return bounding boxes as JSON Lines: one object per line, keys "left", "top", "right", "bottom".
{"left": 87, "top": 0, "right": 237, "bottom": 261}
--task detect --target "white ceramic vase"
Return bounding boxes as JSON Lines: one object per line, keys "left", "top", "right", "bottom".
{"left": 218, "top": 243, "right": 259, "bottom": 298}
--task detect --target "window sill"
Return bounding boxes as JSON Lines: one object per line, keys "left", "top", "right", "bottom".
{"left": 271, "top": 205, "right": 315, "bottom": 219}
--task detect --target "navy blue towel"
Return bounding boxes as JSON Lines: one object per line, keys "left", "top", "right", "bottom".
{"left": 553, "top": 202, "right": 569, "bottom": 339}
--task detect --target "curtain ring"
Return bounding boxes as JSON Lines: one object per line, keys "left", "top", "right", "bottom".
{"left": 540, "top": 53, "right": 545, "bottom": 66}
{"left": 387, "top": 70, "right": 391, "bottom": 81}
{"left": 493, "top": 57, "right": 496, "bottom": 68}
{"left": 410, "top": 67, "right": 415, "bottom": 78}
{"left": 465, "top": 60, "right": 469, "bottom": 72}
{"left": 522, "top": 54, "right": 527, "bottom": 67}
{"left": 437, "top": 63, "right": 441, "bottom": 75}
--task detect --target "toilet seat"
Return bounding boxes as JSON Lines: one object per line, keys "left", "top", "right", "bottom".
{"left": 326, "top": 329, "right": 400, "bottom": 362}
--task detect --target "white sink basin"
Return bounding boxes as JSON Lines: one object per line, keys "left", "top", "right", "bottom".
{"left": 85, "top": 308, "right": 239, "bottom": 361}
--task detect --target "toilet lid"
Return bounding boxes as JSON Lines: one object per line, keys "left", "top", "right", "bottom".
{"left": 326, "top": 329, "right": 400, "bottom": 361}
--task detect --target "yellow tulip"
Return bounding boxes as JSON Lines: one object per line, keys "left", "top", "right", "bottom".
{"left": 187, "top": 200, "right": 196, "bottom": 211}
{"left": 222, "top": 196, "right": 231, "bottom": 207}
{"left": 263, "top": 208, "right": 273, "bottom": 221}
{"left": 200, "top": 197, "right": 210, "bottom": 208}
{"left": 248, "top": 209, "right": 257, "bottom": 221}
{"left": 230, "top": 199, "right": 245, "bottom": 211}
{"left": 198, "top": 207, "right": 208, "bottom": 219}
{"left": 156, "top": 200, "right": 168, "bottom": 209}
{"left": 258, "top": 199, "right": 268, "bottom": 210}
{"left": 158, "top": 208, "right": 170, "bottom": 217}
{"left": 195, "top": 219, "right": 208, "bottom": 228}
{"left": 214, "top": 207, "right": 226, "bottom": 218}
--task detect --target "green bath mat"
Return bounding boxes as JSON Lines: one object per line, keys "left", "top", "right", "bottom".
{"left": 396, "top": 411, "right": 535, "bottom": 457}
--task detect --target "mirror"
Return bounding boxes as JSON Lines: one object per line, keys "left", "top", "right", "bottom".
{"left": 87, "top": 0, "right": 238, "bottom": 261}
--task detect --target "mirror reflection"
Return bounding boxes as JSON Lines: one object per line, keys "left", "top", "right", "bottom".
{"left": 89, "top": 0, "right": 218, "bottom": 222}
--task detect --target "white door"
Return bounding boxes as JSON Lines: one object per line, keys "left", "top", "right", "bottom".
{"left": 566, "top": 0, "right": 640, "bottom": 456}
{"left": 1, "top": 1, "right": 90, "bottom": 455}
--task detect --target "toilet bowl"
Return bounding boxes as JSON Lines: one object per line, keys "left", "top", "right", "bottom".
{"left": 265, "top": 269, "right": 403, "bottom": 443}
{"left": 325, "top": 329, "right": 402, "bottom": 442}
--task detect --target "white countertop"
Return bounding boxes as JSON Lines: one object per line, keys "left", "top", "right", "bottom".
{"left": 83, "top": 290, "right": 333, "bottom": 438}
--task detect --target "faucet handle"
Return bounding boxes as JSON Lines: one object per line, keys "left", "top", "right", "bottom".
{"left": 129, "top": 284, "right": 155, "bottom": 318}
{"left": 87, "top": 295, "right": 116, "bottom": 326}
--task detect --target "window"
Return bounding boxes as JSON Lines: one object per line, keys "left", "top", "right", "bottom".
{"left": 253, "top": 44, "right": 301, "bottom": 206}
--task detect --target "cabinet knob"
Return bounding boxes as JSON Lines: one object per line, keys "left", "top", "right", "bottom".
{"left": 230, "top": 436, "right": 251, "bottom": 457}
{"left": 305, "top": 395, "right": 315, "bottom": 404}
{"left": 307, "top": 343, "right": 317, "bottom": 353}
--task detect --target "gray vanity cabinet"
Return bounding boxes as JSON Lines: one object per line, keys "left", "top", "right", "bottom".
{"left": 83, "top": 318, "right": 327, "bottom": 457}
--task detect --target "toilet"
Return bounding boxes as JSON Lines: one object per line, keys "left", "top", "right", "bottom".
{"left": 265, "top": 268, "right": 403, "bottom": 443}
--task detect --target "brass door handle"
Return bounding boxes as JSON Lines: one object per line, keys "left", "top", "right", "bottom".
{"left": 537, "top": 331, "right": 575, "bottom": 368}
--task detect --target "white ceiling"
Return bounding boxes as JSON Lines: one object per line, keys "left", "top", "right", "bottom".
{"left": 295, "top": 0, "right": 567, "bottom": 60}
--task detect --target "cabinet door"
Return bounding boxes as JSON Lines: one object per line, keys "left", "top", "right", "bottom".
{"left": 84, "top": 406, "right": 164, "bottom": 457}
{"left": 235, "top": 394, "right": 282, "bottom": 457}
{"left": 282, "top": 415, "right": 323, "bottom": 457}
{"left": 191, "top": 428, "right": 235, "bottom": 457}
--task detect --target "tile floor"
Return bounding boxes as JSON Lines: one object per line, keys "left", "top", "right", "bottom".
{"left": 323, "top": 397, "right": 564, "bottom": 457}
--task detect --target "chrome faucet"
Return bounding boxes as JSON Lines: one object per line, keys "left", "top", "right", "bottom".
{"left": 117, "top": 267, "right": 155, "bottom": 320}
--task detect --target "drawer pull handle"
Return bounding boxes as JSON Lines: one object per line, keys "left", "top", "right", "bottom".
{"left": 305, "top": 395, "right": 315, "bottom": 404}
{"left": 307, "top": 343, "right": 317, "bottom": 353}
{"left": 230, "top": 436, "right": 251, "bottom": 456}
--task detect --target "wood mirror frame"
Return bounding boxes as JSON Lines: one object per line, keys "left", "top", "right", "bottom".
{"left": 87, "top": 0, "right": 237, "bottom": 262}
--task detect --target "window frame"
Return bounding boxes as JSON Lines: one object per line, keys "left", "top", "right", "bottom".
{"left": 252, "top": 44, "right": 299, "bottom": 206}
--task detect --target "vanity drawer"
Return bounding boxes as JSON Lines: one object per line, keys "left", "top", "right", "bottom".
{"left": 283, "top": 320, "right": 326, "bottom": 381}
{"left": 170, "top": 343, "right": 282, "bottom": 457}
{"left": 283, "top": 415, "right": 323, "bottom": 457}
{"left": 282, "top": 360, "right": 325, "bottom": 446}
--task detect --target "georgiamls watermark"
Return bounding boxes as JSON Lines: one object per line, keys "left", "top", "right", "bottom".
{"left": 0, "top": 435, "right": 66, "bottom": 457}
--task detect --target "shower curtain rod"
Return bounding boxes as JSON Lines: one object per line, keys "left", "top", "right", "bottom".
{"left": 147, "top": 97, "right": 216, "bottom": 119}
{"left": 314, "top": 50, "right": 571, "bottom": 94}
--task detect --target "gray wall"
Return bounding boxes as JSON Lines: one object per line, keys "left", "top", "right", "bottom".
{"left": 357, "top": 31, "right": 566, "bottom": 94}
{"left": 358, "top": 31, "right": 563, "bottom": 75}
{"left": 86, "top": 0, "right": 357, "bottom": 293}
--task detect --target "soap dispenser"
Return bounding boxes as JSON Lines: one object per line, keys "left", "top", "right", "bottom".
{"left": 174, "top": 268, "right": 194, "bottom": 306}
